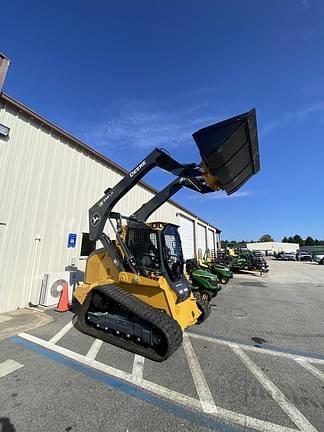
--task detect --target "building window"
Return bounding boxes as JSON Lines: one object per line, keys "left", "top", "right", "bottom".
{"left": 80, "top": 233, "right": 96, "bottom": 256}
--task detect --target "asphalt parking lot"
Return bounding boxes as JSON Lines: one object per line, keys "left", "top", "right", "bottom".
{"left": 1, "top": 259, "right": 324, "bottom": 432}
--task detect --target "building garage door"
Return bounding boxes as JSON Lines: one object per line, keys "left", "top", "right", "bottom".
{"left": 207, "top": 229, "right": 215, "bottom": 256}
{"left": 196, "top": 223, "right": 207, "bottom": 259}
{"left": 178, "top": 215, "right": 195, "bottom": 260}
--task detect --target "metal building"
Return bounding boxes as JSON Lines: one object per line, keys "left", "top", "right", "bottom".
{"left": 246, "top": 242, "right": 299, "bottom": 254}
{"left": 0, "top": 55, "right": 221, "bottom": 313}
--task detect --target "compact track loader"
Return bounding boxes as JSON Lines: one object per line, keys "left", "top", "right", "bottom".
{"left": 73, "top": 109, "right": 260, "bottom": 361}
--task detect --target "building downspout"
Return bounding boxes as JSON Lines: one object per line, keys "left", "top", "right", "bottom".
{"left": 27, "top": 235, "right": 41, "bottom": 306}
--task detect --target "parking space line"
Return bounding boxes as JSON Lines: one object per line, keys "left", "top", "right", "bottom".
{"left": 0, "top": 359, "right": 23, "bottom": 378}
{"left": 86, "top": 339, "right": 103, "bottom": 360}
{"left": 49, "top": 321, "right": 74, "bottom": 344}
{"left": 295, "top": 360, "right": 324, "bottom": 383}
{"left": 132, "top": 355, "right": 145, "bottom": 384}
{"left": 15, "top": 332, "right": 300, "bottom": 432}
{"left": 20, "top": 332, "right": 132, "bottom": 382}
{"left": 187, "top": 332, "right": 324, "bottom": 366}
{"left": 140, "top": 378, "right": 201, "bottom": 411}
{"left": 182, "top": 334, "right": 216, "bottom": 414}
{"left": 142, "top": 377, "right": 299, "bottom": 432}
{"left": 12, "top": 336, "right": 253, "bottom": 432}
{"left": 231, "top": 345, "right": 317, "bottom": 432}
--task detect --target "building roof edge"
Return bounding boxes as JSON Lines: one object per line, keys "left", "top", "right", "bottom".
{"left": 0, "top": 92, "right": 221, "bottom": 233}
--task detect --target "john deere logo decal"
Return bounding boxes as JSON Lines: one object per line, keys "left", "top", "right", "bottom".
{"left": 91, "top": 213, "right": 101, "bottom": 226}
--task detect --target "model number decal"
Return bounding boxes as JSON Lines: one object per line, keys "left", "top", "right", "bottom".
{"left": 98, "top": 190, "right": 114, "bottom": 207}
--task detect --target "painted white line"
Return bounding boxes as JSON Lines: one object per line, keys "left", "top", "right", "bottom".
{"left": 49, "top": 321, "right": 74, "bottom": 344}
{"left": 187, "top": 332, "right": 324, "bottom": 366}
{"left": 232, "top": 345, "right": 317, "bottom": 432}
{"left": 0, "top": 315, "right": 13, "bottom": 323}
{"left": 18, "top": 332, "right": 299, "bottom": 432}
{"left": 296, "top": 360, "right": 324, "bottom": 383}
{"left": 20, "top": 332, "right": 132, "bottom": 382}
{"left": 86, "top": 339, "right": 103, "bottom": 361}
{"left": 131, "top": 354, "right": 145, "bottom": 384}
{"left": 140, "top": 379, "right": 201, "bottom": 412}
{"left": 182, "top": 334, "right": 216, "bottom": 414}
{"left": 0, "top": 359, "right": 23, "bottom": 378}
{"left": 140, "top": 378, "right": 300, "bottom": 432}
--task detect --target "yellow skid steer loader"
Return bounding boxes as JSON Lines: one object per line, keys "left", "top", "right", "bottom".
{"left": 73, "top": 109, "right": 260, "bottom": 361}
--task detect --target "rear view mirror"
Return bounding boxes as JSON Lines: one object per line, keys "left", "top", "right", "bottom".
{"left": 193, "top": 109, "right": 260, "bottom": 194}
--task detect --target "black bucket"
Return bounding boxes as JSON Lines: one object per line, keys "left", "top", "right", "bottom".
{"left": 192, "top": 109, "right": 260, "bottom": 194}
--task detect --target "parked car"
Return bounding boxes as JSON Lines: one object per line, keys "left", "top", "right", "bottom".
{"left": 314, "top": 254, "right": 324, "bottom": 263}
{"left": 297, "top": 251, "right": 312, "bottom": 262}
{"left": 282, "top": 252, "right": 296, "bottom": 261}
{"left": 318, "top": 257, "right": 324, "bottom": 265}
{"left": 252, "top": 250, "right": 265, "bottom": 257}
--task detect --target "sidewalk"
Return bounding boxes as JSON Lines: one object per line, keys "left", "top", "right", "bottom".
{"left": 0, "top": 308, "right": 53, "bottom": 340}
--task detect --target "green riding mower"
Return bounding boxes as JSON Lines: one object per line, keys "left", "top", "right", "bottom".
{"left": 199, "top": 255, "right": 233, "bottom": 284}
{"left": 186, "top": 259, "right": 222, "bottom": 302}
{"left": 208, "top": 262, "right": 233, "bottom": 284}
{"left": 230, "top": 251, "right": 268, "bottom": 274}
{"left": 215, "top": 249, "right": 268, "bottom": 274}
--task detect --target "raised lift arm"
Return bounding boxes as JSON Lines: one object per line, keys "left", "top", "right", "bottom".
{"left": 89, "top": 108, "right": 259, "bottom": 245}
{"left": 89, "top": 148, "right": 213, "bottom": 241}
{"left": 132, "top": 176, "right": 213, "bottom": 223}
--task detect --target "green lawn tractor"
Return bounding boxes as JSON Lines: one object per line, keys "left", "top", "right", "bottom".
{"left": 208, "top": 262, "right": 233, "bottom": 284}
{"left": 230, "top": 250, "right": 269, "bottom": 274}
{"left": 215, "top": 250, "right": 268, "bottom": 275}
{"left": 199, "top": 252, "right": 233, "bottom": 284}
{"left": 186, "top": 259, "right": 222, "bottom": 302}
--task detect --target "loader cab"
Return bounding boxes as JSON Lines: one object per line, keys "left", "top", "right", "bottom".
{"left": 125, "top": 222, "right": 190, "bottom": 302}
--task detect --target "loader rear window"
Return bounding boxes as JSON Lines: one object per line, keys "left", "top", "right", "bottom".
{"left": 126, "top": 228, "right": 160, "bottom": 273}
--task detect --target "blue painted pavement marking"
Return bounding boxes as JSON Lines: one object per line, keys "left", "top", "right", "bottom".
{"left": 11, "top": 336, "right": 248, "bottom": 432}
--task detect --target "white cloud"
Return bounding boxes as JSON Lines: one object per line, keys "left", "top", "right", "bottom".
{"left": 262, "top": 102, "right": 324, "bottom": 135}
{"left": 83, "top": 101, "right": 225, "bottom": 151}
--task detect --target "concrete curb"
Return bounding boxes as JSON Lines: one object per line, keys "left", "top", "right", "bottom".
{"left": 0, "top": 308, "right": 54, "bottom": 340}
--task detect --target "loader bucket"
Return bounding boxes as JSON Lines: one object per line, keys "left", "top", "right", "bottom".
{"left": 192, "top": 109, "right": 260, "bottom": 195}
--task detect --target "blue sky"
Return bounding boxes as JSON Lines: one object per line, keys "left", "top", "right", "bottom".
{"left": 2, "top": 0, "right": 324, "bottom": 241}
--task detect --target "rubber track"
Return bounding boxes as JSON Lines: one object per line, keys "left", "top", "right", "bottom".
{"left": 195, "top": 295, "right": 211, "bottom": 324}
{"left": 75, "top": 284, "right": 183, "bottom": 362}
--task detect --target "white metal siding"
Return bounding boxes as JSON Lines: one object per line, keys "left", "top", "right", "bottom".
{"left": 0, "top": 99, "right": 219, "bottom": 313}
{"left": 207, "top": 229, "right": 215, "bottom": 255}
{"left": 196, "top": 223, "right": 207, "bottom": 258}
{"left": 215, "top": 232, "right": 221, "bottom": 251}
{"left": 178, "top": 215, "right": 195, "bottom": 260}
{"left": 246, "top": 242, "right": 299, "bottom": 254}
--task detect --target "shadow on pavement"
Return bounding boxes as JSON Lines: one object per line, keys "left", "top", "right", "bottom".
{"left": 0, "top": 418, "right": 16, "bottom": 432}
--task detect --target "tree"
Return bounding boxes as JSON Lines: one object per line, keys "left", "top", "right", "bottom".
{"left": 221, "top": 240, "right": 229, "bottom": 249}
{"left": 259, "top": 234, "right": 274, "bottom": 242}
{"left": 282, "top": 236, "right": 288, "bottom": 243}
{"left": 293, "top": 234, "right": 304, "bottom": 246}
{"left": 305, "top": 236, "right": 315, "bottom": 246}
{"left": 287, "top": 236, "right": 295, "bottom": 243}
